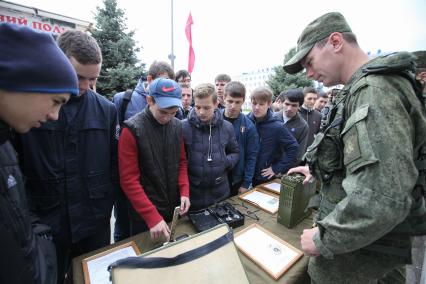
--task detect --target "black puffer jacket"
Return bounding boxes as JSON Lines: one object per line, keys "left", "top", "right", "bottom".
{"left": 183, "top": 110, "right": 239, "bottom": 210}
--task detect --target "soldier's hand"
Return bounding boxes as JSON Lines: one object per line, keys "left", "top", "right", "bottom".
{"left": 300, "top": 227, "right": 320, "bottom": 257}
{"left": 261, "top": 167, "right": 275, "bottom": 179}
{"left": 150, "top": 220, "right": 170, "bottom": 242}
{"left": 180, "top": 196, "right": 190, "bottom": 215}
{"left": 288, "top": 166, "right": 314, "bottom": 185}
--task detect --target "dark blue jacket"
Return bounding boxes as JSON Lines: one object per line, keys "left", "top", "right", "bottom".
{"left": 183, "top": 109, "right": 239, "bottom": 210}
{"left": 113, "top": 78, "right": 147, "bottom": 121}
{"left": 18, "top": 89, "right": 118, "bottom": 243}
{"left": 220, "top": 110, "right": 259, "bottom": 188}
{"left": 248, "top": 109, "right": 299, "bottom": 184}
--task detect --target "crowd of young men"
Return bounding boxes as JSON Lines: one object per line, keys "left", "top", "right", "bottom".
{"left": 2, "top": 10, "right": 426, "bottom": 283}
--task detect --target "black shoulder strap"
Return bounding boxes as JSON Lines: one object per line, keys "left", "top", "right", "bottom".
{"left": 108, "top": 230, "right": 233, "bottom": 270}
{"left": 119, "top": 89, "right": 134, "bottom": 126}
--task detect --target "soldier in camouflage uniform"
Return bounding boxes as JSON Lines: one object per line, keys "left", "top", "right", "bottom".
{"left": 284, "top": 12, "right": 426, "bottom": 283}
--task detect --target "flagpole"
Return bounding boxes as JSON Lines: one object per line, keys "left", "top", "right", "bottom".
{"left": 168, "top": 0, "right": 175, "bottom": 69}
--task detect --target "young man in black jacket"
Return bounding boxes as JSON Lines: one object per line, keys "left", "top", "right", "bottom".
{"left": 274, "top": 89, "right": 309, "bottom": 165}
{"left": 300, "top": 87, "right": 322, "bottom": 147}
{"left": 17, "top": 30, "right": 118, "bottom": 283}
{"left": 0, "top": 23, "right": 78, "bottom": 284}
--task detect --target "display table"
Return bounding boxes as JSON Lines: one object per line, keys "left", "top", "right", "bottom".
{"left": 72, "top": 195, "right": 312, "bottom": 284}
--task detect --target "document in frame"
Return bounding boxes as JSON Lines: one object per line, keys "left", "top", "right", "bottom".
{"left": 83, "top": 242, "right": 140, "bottom": 284}
{"left": 239, "top": 188, "right": 279, "bottom": 214}
{"left": 261, "top": 181, "right": 281, "bottom": 194}
{"left": 234, "top": 224, "right": 303, "bottom": 280}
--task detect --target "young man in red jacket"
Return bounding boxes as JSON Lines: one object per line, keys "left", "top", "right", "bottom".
{"left": 119, "top": 78, "right": 190, "bottom": 241}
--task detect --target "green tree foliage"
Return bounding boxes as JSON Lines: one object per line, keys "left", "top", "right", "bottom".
{"left": 91, "top": 0, "right": 145, "bottom": 98}
{"left": 266, "top": 47, "right": 313, "bottom": 99}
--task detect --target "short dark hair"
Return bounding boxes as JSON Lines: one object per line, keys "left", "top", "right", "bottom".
{"left": 215, "top": 74, "right": 231, "bottom": 83}
{"left": 224, "top": 81, "right": 246, "bottom": 99}
{"left": 303, "top": 86, "right": 318, "bottom": 96}
{"left": 175, "top": 70, "right": 191, "bottom": 82}
{"left": 318, "top": 91, "right": 328, "bottom": 99}
{"left": 282, "top": 89, "right": 304, "bottom": 105}
{"left": 148, "top": 61, "right": 175, "bottom": 80}
{"left": 57, "top": 30, "right": 102, "bottom": 64}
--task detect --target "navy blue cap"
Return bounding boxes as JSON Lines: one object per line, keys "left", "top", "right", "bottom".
{"left": 0, "top": 23, "right": 79, "bottom": 96}
{"left": 149, "top": 78, "right": 182, "bottom": 108}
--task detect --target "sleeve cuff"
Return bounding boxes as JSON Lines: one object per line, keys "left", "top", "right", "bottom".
{"left": 241, "top": 181, "right": 251, "bottom": 189}
{"left": 313, "top": 229, "right": 335, "bottom": 259}
{"left": 144, "top": 210, "right": 164, "bottom": 229}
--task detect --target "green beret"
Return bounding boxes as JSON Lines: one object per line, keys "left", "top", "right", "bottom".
{"left": 413, "top": 50, "right": 426, "bottom": 69}
{"left": 283, "top": 12, "right": 352, "bottom": 74}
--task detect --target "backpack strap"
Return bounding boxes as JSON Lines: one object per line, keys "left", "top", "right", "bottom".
{"left": 119, "top": 89, "right": 134, "bottom": 127}
{"left": 362, "top": 56, "right": 424, "bottom": 111}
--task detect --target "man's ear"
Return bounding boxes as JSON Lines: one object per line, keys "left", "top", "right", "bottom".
{"left": 146, "top": 95, "right": 154, "bottom": 106}
{"left": 329, "top": 32, "right": 344, "bottom": 52}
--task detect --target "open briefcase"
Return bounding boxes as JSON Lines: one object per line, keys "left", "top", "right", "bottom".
{"left": 108, "top": 223, "right": 249, "bottom": 283}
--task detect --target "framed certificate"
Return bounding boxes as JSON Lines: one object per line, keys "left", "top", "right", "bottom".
{"left": 82, "top": 241, "right": 141, "bottom": 284}
{"left": 234, "top": 224, "right": 303, "bottom": 280}
{"left": 259, "top": 179, "right": 281, "bottom": 194}
{"left": 239, "top": 188, "right": 279, "bottom": 214}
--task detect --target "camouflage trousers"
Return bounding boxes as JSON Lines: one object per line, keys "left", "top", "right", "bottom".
{"left": 308, "top": 250, "right": 406, "bottom": 284}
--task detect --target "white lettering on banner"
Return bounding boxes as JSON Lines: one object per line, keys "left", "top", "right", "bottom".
{"left": 0, "top": 12, "right": 71, "bottom": 34}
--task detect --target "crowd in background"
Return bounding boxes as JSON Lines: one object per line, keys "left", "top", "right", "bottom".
{"left": 1, "top": 10, "right": 426, "bottom": 284}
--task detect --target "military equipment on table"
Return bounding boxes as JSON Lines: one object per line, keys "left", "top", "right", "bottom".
{"left": 189, "top": 202, "right": 245, "bottom": 232}
{"left": 277, "top": 174, "right": 316, "bottom": 228}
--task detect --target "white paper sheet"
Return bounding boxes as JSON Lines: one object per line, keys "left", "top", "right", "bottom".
{"left": 87, "top": 246, "right": 137, "bottom": 284}
{"left": 242, "top": 190, "right": 279, "bottom": 212}
{"left": 263, "top": 182, "right": 281, "bottom": 193}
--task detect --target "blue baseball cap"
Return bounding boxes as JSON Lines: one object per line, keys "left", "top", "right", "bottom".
{"left": 0, "top": 23, "right": 79, "bottom": 96}
{"left": 149, "top": 78, "right": 182, "bottom": 108}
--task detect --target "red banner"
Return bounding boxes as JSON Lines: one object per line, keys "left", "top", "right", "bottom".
{"left": 185, "top": 12, "right": 195, "bottom": 73}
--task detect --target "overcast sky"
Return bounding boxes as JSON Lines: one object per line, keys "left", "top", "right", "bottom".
{"left": 9, "top": 0, "right": 426, "bottom": 85}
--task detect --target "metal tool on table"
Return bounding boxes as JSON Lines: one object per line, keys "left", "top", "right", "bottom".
{"left": 168, "top": 206, "right": 180, "bottom": 242}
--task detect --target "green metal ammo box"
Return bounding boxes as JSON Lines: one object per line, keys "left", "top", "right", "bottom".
{"left": 277, "top": 174, "right": 316, "bottom": 228}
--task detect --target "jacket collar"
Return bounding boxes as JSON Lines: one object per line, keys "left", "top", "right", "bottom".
{"left": 188, "top": 108, "right": 222, "bottom": 129}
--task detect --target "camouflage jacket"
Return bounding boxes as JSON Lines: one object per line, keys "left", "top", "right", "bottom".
{"left": 307, "top": 52, "right": 426, "bottom": 259}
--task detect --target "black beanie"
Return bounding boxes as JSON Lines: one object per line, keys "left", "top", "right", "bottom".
{"left": 0, "top": 23, "right": 78, "bottom": 96}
